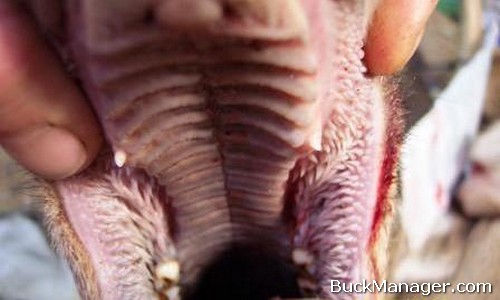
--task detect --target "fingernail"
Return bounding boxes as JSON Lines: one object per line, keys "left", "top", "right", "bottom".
{"left": 1, "top": 125, "right": 88, "bottom": 180}
{"left": 411, "top": 27, "right": 425, "bottom": 57}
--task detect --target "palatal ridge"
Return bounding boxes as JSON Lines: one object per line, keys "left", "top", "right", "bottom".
{"left": 26, "top": 0, "right": 404, "bottom": 299}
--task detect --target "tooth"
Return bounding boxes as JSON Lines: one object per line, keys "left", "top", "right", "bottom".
{"left": 156, "top": 259, "right": 180, "bottom": 283}
{"left": 292, "top": 248, "right": 319, "bottom": 297}
{"left": 166, "top": 286, "right": 181, "bottom": 300}
{"left": 292, "top": 248, "right": 314, "bottom": 266}
{"left": 113, "top": 150, "right": 127, "bottom": 167}
{"left": 307, "top": 121, "right": 323, "bottom": 151}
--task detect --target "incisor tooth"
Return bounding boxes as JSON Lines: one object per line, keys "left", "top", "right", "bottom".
{"left": 292, "top": 248, "right": 314, "bottom": 266}
{"left": 166, "top": 286, "right": 181, "bottom": 300}
{"left": 156, "top": 259, "right": 180, "bottom": 283}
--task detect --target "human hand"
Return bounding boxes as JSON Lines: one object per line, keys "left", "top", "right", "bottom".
{"left": 0, "top": 1, "right": 102, "bottom": 180}
{"left": 0, "top": 0, "right": 436, "bottom": 180}
{"left": 365, "top": 0, "right": 438, "bottom": 75}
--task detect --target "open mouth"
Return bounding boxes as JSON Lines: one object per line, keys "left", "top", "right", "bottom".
{"left": 39, "top": 0, "right": 402, "bottom": 299}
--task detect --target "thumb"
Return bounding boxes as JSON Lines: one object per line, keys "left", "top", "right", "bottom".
{"left": 0, "top": 1, "right": 102, "bottom": 180}
{"left": 364, "top": 0, "right": 438, "bottom": 75}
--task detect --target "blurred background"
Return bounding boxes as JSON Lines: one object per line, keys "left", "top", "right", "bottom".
{"left": 391, "top": 1, "right": 500, "bottom": 299}
{"left": 0, "top": 0, "right": 499, "bottom": 299}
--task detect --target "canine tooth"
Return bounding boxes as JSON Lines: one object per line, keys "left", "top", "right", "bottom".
{"left": 156, "top": 259, "right": 180, "bottom": 283}
{"left": 292, "top": 248, "right": 314, "bottom": 266}
{"left": 113, "top": 150, "right": 127, "bottom": 167}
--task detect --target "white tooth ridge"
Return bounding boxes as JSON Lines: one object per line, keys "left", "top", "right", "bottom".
{"left": 292, "top": 248, "right": 314, "bottom": 266}
{"left": 114, "top": 150, "right": 127, "bottom": 167}
{"left": 166, "top": 286, "right": 181, "bottom": 300}
{"left": 308, "top": 121, "right": 323, "bottom": 151}
{"left": 156, "top": 260, "right": 180, "bottom": 283}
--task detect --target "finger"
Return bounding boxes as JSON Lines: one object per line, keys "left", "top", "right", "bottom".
{"left": 364, "top": 0, "right": 438, "bottom": 75}
{"left": 0, "top": 1, "right": 102, "bottom": 180}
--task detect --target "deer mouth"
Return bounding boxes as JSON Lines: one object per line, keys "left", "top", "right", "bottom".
{"left": 40, "top": 0, "right": 402, "bottom": 299}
